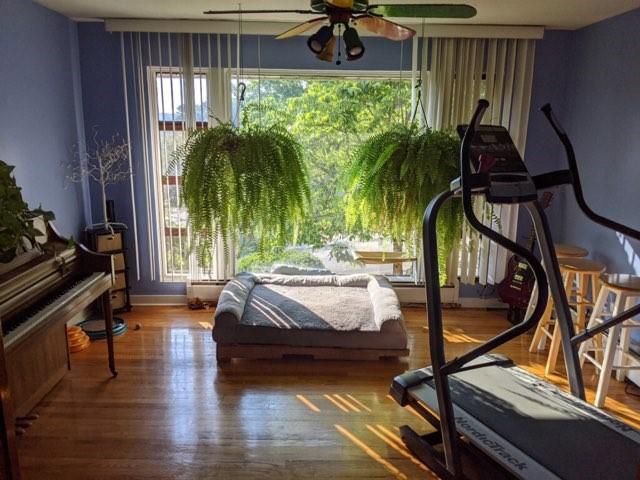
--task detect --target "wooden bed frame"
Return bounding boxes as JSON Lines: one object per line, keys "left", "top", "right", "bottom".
{"left": 216, "top": 344, "right": 410, "bottom": 363}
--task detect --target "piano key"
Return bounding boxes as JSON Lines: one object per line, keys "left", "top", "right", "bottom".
{"left": 3, "top": 273, "right": 108, "bottom": 349}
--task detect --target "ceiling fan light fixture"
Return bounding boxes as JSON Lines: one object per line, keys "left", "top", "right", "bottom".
{"left": 307, "top": 25, "right": 334, "bottom": 54}
{"left": 316, "top": 35, "right": 337, "bottom": 62}
{"left": 343, "top": 26, "right": 365, "bottom": 61}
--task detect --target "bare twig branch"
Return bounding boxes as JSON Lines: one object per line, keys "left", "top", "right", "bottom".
{"left": 65, "top": 128, "right": 132, "bottom": 188}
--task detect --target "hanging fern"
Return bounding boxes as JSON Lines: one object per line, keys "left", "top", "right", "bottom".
{"left": 172, "top": 117, "right": 310, "bottom": 266}
{"left": 345, "top": 123, "right": 462, "bottom": 285}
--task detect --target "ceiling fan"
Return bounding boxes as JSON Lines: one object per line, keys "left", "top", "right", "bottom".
{"left": 204, "top": 1, "right": 477, "bottom": 63}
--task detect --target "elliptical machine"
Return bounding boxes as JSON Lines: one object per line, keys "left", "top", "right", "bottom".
{"left": 389, "top": 100, "right": 640, "bottom": 480}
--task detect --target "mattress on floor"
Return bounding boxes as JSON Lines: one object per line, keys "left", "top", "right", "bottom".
{"left": 213, "top": 272, "right": 408, "bottom": 350}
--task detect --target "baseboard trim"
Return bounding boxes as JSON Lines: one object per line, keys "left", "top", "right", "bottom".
{"left": 459, "top": 297, "right": 508, "bottom": 309}
{"left": 131, "top": 294, "right": 188, "bottom": 306}
{"left": 131, "top": 289, "right": 507, "bottom": 310}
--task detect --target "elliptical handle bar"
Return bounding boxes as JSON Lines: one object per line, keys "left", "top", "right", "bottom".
{"left": 441, "top": 100, "right": 550, "bottom": 375}
{"left": 541, "top": 103, "right": 640, "bottom": 241}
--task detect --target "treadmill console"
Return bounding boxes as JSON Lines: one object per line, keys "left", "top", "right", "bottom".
{"left": 455, "top": 125, "right": 538, "bottom": 203}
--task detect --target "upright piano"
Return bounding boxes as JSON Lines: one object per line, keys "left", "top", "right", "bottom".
{"left": 0, "top": 222, "right": 117, "bottom": 478}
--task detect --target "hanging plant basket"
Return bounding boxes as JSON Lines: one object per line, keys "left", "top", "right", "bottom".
{"left": 173, "top": 118, "right": 310, "bottom": 266}
{"left": 345, "top": 123, "right": 462, "bottom": 285}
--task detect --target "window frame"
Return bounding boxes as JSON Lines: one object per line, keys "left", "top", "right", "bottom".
{"left": 148, "top": 66, "right": 213, "bottom": 282}
{"left": 148, "top": 67, "right": 415, "bottom": 282}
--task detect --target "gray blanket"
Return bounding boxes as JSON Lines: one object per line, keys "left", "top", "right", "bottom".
{"left": 215, "top": 273, "right": 403, "bottom": 332}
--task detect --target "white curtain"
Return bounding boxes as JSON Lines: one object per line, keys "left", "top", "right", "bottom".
{"left": 418, "top": 37, "right": 536, "bottom": 286}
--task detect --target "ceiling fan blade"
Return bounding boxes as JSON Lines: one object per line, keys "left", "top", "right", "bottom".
{"left": 275, "top": 17, "right": 328, "bottom": 40}
{"left": 203, "top": 9, "right": 316, "bottom": 15}
{"left": 368, "top": 4, "right": 477, "bottom": 18}
{"left": 326, "top": 0, "right": 354, "bottom": 8}
{"left": 355, "top": 15, "right": 415, "bottom": 41}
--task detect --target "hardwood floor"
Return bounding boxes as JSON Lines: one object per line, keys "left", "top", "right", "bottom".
{"left": 17, "top": 306, "right": 640, "bottom": 479}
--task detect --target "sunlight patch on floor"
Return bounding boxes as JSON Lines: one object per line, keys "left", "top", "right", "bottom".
{"left": 335, "top": 424, "right": 409, "bottom": 480}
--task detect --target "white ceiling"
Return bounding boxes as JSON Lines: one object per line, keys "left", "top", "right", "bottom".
{"left": 37, "top": 0, "right": 640, "bottom": 30}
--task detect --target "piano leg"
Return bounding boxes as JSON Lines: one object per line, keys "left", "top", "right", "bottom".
{"left": 101, "top": 292, "right": 118, "bottom": 377}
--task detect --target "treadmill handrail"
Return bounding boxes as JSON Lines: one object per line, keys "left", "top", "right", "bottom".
{"left": 574, "top": 303, "right": 640, "bottom": 345}
{"left": 441, "top": 100, "right": 551, "bottom": 376}
{"left": 541, "top": 103, "right": 640, "bottom": 241}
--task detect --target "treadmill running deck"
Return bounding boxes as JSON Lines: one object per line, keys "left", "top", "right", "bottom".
{"left": 395, "top": 355, "right": 640, "bottom": 480}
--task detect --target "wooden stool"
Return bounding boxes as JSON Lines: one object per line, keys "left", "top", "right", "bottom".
{"left": 525, "top": 244, "right": 589, "bottom": 350}
{"left": 540, "top": 258, "right": 605, "bottom": 376}
{"left": 579, "top": 274, "right": 640, "bottom": 408}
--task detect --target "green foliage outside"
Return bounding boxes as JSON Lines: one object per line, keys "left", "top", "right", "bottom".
{"left": 237, "top": 78, "right": 462, "bottom": 283}
{"left": 0, "top": 160, "right": 54, "bottom": 263}
{"left": 239, "top": 78, "right": 412, "bottom": 250}
{"left": 237, "top": 247, "right": 325, "bottom": 273}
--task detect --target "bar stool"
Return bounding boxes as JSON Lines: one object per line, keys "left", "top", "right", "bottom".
{"left": 542, "top": 258, "right": 606, "bottom": 376}
{"left": 579, "top": 274, "right": 640, "bottom": 408}
{"left": 527, "top": 244, "right": 590, "bottom": 352}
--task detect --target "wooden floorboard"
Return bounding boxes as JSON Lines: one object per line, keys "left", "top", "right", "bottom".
{"left": 16, "top": 306, "right": 640, "bottom": 479}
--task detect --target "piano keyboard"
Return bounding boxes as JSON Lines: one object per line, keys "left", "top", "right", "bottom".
{"left": 3, "top": 273, "right": 107, "bottom": 349}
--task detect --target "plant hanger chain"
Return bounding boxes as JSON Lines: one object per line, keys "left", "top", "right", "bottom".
{"left": 235, "top": 3, "right": 246, "bottom": 125}
{"left": 258, "top": 33, "right": 262, "bottom": 126}
{"left": 396, "top": 39, "right": 404, "bottom": 124}
{"left": 410, "top": 19, "right": 429, "bottom": 128}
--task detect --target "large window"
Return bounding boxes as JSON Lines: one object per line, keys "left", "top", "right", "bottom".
{"left": 233, "top": 72, "right": 415, "bottom": 281}
{"left": 150, "top": 69, "right": 415, "bottom": 282}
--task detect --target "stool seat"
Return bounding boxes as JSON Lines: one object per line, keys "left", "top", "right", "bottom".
{"left": 559, "top": 258, "right": 606, "bottom": 274}
{"left": 601, "top": 274, "right": 640, "bottom": 292}
{"left": 555, "top": 243, "right": 589, "bottom": 258}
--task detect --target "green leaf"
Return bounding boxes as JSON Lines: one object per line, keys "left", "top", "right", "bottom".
{"left": 0, "top": 159, "right": 53, "bottom": 263}
{"left": 344, "top": 123, "right": 462, "bottom": 285}
{"left": 175, "top": 116, "right": 309, "bottom": 267}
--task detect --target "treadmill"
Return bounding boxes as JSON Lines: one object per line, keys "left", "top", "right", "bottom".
{"left": 390, "top": 100, "right": 640, "bottom": 480}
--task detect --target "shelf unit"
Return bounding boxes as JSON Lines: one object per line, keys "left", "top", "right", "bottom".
{"left": 85, "top": 225, "right": 132, "bottom": 313}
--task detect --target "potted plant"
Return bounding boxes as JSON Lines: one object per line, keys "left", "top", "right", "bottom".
{"left": 0, "top": 160, "right": 55, "bottom": 268}
{"left": 173, "top": 115, "right": 310, "bottom": 265}
{"left": 345, "top": 123, "right": 462, "bottom": 284}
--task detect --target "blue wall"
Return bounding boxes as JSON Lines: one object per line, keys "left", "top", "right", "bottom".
{"left": 521, "top": 11, "right": 640, "bottom": 272}
{"left": 524, "top": 9, "right": 640, "bottom": 349}
{"left": 0, "top": 0, "right": 85, "bottom": 239}
{"left": 520, "top": 30, "right": 573, "bottom": 239}
{"left": 556, "top": 8, "right": 640, "bottom": 275}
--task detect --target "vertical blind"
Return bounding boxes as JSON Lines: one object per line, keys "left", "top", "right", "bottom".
{"left": 120, "top": 32, "right": 235, "bottom": 283}
{"left": 419, "top": 37, "right": 537, "bottom": 286}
